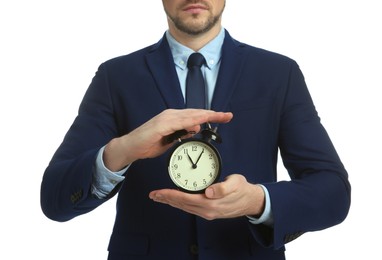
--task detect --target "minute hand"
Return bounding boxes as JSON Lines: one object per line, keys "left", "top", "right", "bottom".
{"left": 193, "top": 149, "right": 204, "bottom": 168}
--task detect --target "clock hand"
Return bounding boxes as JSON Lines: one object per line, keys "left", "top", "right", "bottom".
{"left": 194, "top": 149, "right": 205, "bottom": 168}
{"left": 186, "top": 150, "right": 196, "bottom": 168}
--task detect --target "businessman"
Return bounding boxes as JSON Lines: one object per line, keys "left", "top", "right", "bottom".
{"left": 41, "top": 1, "right": 351, "bottom": 259}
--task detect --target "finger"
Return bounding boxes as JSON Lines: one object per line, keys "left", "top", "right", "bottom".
{"left": 166, "top": 109, "right": 233, "bottom": 134}
{"left": 160, "top": 110, "right": 232, "bottom": 144}
{"left": 150, "top": 189, "right": 205, "bottom": 204}
{"left": 187, "top": 109, "right": 233, "bottom": 126}
{"left": 149, "top": 189, "right": 191, "bottom": 204}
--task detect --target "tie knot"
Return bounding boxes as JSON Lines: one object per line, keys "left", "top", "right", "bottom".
{"left": 187, "top": 53, "right": 205, "bottom": 68}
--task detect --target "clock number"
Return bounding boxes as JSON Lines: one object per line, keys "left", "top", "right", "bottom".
{"left": 184, "top": 180, "right": 188, "bottom": 185}
{"left": 177, "top": 155, "right": 183, "bottom": 161}
{"left": 192, "top": 146, "right": 197, "bottom": 151}
{"left": 176, "top": 173, "right": 181, "bottom": 179}
{"left": 209, "top": 154, "right": 213, "bottom": 159}
{"left": 203, "top": 179, "right": 207, "bottom": 185}
{"left": 193, "top": 181, "right": 198, "bottom": 187}
{"left": 173, "top": 164, "right": 178, "bottom": 170}
{"left": 211, "top": 163, "right": 216, "bottom": 169}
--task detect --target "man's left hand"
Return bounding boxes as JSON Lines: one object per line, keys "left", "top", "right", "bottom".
{"left": 149, "top": 174, "right": 265, "bottom": 220}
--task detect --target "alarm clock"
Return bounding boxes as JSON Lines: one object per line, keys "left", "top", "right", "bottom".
{"left": 167, "top": 125, "right": 222, "bottom": 193}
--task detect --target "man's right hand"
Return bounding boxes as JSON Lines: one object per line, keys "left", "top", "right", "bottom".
{"left": 103, "top": 109, "right": 233, "bottom": 171}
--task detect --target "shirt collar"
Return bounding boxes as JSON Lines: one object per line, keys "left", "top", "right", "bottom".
{"left": 166, "top": 28, "right": 225, "bottom": 70}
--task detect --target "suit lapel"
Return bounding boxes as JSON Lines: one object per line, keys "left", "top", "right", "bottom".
{"left": 145, "top": 31, "right": 246, "bottom": 111}
{"left": 211, "top": 31, "right": 247, "bottom": 112}
{"left": 145, "top": 35, "right": 185, "bottom": 109}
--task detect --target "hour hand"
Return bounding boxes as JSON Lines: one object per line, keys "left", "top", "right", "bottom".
{"left": 186, "top": 151, "right": 196, "bottom": 168}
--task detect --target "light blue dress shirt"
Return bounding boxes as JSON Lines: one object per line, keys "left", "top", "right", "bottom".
{"left": 91, "top": 28, "right": 273, "bottom": 226}
{"left": 165, "top": 30, "right": 222, "bottom": 108}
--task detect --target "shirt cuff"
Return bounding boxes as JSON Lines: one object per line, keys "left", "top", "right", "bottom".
{"left": 91, "top": 146, "right": 127, "bottom": 199}
{"left": 246, "top": 184, "right": 274, "bottom": 226}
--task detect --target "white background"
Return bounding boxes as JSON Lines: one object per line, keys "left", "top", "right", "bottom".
{"left": 1, "top": 0, "right": 381, "bottom": 259}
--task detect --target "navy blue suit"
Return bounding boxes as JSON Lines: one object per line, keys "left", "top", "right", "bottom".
{"left": 41, "top": 31, "right": 351, "bottom": 259}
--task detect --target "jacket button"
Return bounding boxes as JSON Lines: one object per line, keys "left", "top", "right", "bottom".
{"left": 190, "top": 244, "right": 198, "bottom": 255}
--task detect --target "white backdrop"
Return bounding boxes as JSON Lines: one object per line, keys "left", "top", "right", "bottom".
{"left": 1, "top": 0, "right": 381, "bottom": 259}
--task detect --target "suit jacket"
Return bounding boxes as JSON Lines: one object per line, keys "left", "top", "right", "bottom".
{"left": 41, "top": 30, "right": 351, "bottom": 259}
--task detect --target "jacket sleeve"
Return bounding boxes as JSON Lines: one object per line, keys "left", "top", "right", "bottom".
{"left": 40, "top": 63, "right": 121, "bottom": 222}
{"left": 253, "top": 61, "right": 351, "bottom": 249}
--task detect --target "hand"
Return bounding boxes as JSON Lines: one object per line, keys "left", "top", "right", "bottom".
{"left": 103, "top": 109, "right": 233, "bottom": 171}
{"left": 149, "top": 174, "right": 265, "bottom": 220}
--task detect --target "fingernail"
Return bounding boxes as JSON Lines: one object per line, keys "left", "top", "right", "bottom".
{"left": 151, "top": 193, "right": 163, "bottom": 202}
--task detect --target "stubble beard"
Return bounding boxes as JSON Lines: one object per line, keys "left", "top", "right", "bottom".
{"left": 169, "top": 13, "right": 222, "bottom": 36}
{"left": 166, "top": 3, "right": 225, "bottom": 36}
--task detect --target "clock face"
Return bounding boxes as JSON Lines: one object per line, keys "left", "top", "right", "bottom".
{"left": 168, "top": 139, "right": 221, "bottom": 193}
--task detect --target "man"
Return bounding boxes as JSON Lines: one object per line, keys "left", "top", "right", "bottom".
{"left": 41, "top": 0, "right": 351, "bottom": 259}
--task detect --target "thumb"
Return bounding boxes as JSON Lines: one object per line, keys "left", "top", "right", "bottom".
{"left": 205, "top": 181, "right": 228, "bottom": 199}
{"left": 205, "top": 174, "right": 243, "bottom": 199}
{"left": 205, "top": 186, "right": 216, "bottom": 199}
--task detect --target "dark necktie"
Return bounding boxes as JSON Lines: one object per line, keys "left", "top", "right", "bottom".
{"left": 186, "top": 52, "right": 206, "bottom": 109}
